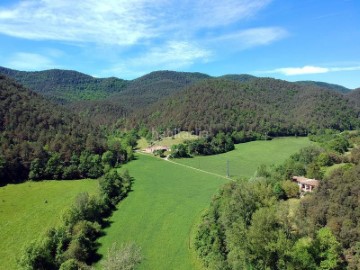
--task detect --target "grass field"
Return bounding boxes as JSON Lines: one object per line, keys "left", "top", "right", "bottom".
{"left": 0, "top": 180, "right": 99, "bottom": 269}
{"left": 97, "top": 154, "right": 227, "bottom": 270}
{"left": 97, "top": 137, "right": 311, "bottom": 269}
{"left": 137, "top": 131, "right": 199, "bottom": 149}
{"left": 173, "top": 137, "right": 312, "bottom": 178}
{"left": 0, "top": 137, "right": 312, "bottom": 269}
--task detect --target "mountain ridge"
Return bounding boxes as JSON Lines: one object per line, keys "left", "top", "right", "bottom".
{"left": 128, "top": 77, "right": 359, "bottom": 135}
{"left": 1, "top": 66, "right": 359, "bottom": 129}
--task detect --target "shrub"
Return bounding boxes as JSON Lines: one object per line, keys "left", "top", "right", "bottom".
{"left": 281, "top": 180, "right": 299, "bottom": 199}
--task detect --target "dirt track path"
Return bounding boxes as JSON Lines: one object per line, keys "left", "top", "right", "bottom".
{"left": 137, "top": 151, "right": 231, "bottom": 181}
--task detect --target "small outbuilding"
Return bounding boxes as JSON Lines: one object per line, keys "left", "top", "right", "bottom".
{"left": 292, "top": 176, "right": 320, "bottom": 193}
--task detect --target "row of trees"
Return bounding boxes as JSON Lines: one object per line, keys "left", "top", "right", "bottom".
{"left": 170, "top": 132, "right": 235, "bottom": 158}
{"left": 19, "top": 169, "right": 135, "bottom": 269}
{"left": 168, "top": 129, "right": 276, "bottom": 159}
{"left": 28, "top": 136, "right": 135, "bottom": 181}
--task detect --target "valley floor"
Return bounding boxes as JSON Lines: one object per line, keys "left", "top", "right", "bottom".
{"left": 97, "top": 137, "right": 312, "bottom": 269}
{"left": 0, "top": 137, "right": 312, "bottom": 269}
{"left": 96, "top": 154, "right": 227, "bottom": 269}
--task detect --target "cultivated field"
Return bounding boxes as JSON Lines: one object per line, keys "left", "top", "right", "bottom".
{"left": 174, "top": 137, "right": 312, "bottom": 178}
{"left": 97, "top": 137, "right": 311, "bottom": 269}
{"left": 0, "top": 180, "right": 99, "bottom": 269}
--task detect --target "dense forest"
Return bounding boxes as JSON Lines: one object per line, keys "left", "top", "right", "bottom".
{"left": 0, "top": 66, "right": 128, "bottom": 104}
{"left": 296, "top": 81, "right": 351, "bottom": 94}
{"left": 0, "top": 75, "right": 136, "bottom": 185}
{"left": 2, "top": 67, "right": 357, "bottom": 132}
{"left": 195, "top": 131, "right": 360, "bottom": 269}
{"left": 130, "top": 78, "right": 359, "bottom": 136}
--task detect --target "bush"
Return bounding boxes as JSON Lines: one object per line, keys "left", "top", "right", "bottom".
{"left": 18, "top": 238, "right": 57, "bottom": 270}
{"left": 170, "top": 143, "right": 190, "bottom": 158}
{"left": 59, "top": 259, "right": 84, "bottom": 270}
{"left": 281, "top": 180, "right": 299, "bottom": 199}
{"left": 99, "top": 170, "right": 130, "bottom": 206}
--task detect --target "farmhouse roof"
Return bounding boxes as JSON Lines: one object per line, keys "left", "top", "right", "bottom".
{"left": 292, "top": 176, "right": 320, "bottom": 187}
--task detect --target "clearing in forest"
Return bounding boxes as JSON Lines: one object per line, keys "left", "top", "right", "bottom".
{"left": 97, "top": 137, "right": 311, "bottom": 269}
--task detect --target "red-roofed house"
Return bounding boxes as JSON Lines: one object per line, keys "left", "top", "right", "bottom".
{"left": 292, "top": 176, "right": 320, "bottom": 193}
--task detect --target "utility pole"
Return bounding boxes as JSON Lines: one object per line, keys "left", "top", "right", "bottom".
{"left": 226, "top": 160, "right": 230, "bottom": 178}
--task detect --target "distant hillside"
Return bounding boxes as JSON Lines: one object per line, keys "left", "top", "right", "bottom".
{"left": 1, "top": 66, "right": 356, "bottom": 128}
{"left": 110, "top": 70, "right": 212, "bottom": 110}
{"left": 0, "top": 75, "right": 106, "bottom": 183}
{"left": 129, "top": 78, "right": 359, "bottom": 135}
{"left": 218, "top": 74, "right": 256, "bottom": 82}
{"left": 0, "top": 67, "right": 211, "bottom": 108}
{"left": 67, "top": 99, "right": 128, "bottom": 126}
{"left": 346, "top": 88, "right": 360, "bottom": 109}
{"left": 0, "top": 66, "right": 128, "bottom": 103}
{"left": 296, "top": 80, "right": 352, "bottom": 93}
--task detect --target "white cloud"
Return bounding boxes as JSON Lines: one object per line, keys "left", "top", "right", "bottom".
{"left": 273, "top": 66, "right": 329, "bottom": 75}
{"left": 0, "top": 0, "right": 273, "bottom": 45}
{"left": 210, "top": 27, "right": 287, "bottom": 50}
{"left": 262, "top": 65, "right": 360, "bottom": 76}
{"left": 0, "top": 0, "right": 282, "bottom": 75}
{"left": 0, "top": 0, "right": 157, "bottom": 45}
{"left": 193, "top": 0, "right": 272, "bottom": 27}
{"left": 104, "top": 41, "right": 211, "bottom": 78}
{"left": 6, "top": 52, "right": 58, "bottom": 70}
{"left": 131, "top": 41, "right": 211, "bottom": 68}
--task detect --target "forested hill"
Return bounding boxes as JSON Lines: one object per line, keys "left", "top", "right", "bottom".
{"left": 296, "top": 80, "right": 352, "bottom": 93}
{"left": 1, "top": 66, "right": 358, "bottom": 129}
{"left": 0, "top": 75, "right": 106, "bottom": 183}
{"left": 129, "top": 78, "right": 359, "bottom": 135}
{"left": 346, "top": 88, "right": 360, "bottom": 109}
{"left": 218, "top": 74, "right": 257, "bottom": 83}
{"left": 0, "top": 66, "right": 128, "bottom": 103}
{"left": 110, "top": 70, "right": 211, "bottom": 110}
{"left": 0, "top": 67, "right": 211, "bottom": 106}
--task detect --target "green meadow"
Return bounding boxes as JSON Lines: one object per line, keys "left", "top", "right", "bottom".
{"left": 97, "top": 137, "right": 311, "bottom": 269}
{"left": 97, "top": 154, "right": 227, "bottom": 270}
{"left": 174, "top": 137, "right": 312, "bottom": 178}
{"left": 0, "top": 137, "right": 312, "bottom": 270}
{"left": 0, "top": 180, "right": 99, "bottom": 269}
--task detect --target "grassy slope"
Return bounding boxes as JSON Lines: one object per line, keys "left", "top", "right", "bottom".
{"left": 0, "top": 180, "right": 98, "bottom": 269}
{"left": 174, "top": 137, "right": 312, "bottom": 178}
{"left": 137, "top": 131, "right": 199, "bottom": 150}
{"left": 97, "top": 138, "right": 311, "bottom": 269}
{"left": 97, "top": 154, "right": 227, "bottom": 270}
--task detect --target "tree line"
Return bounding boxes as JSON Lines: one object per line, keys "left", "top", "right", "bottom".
{"left": 19, "top": 169, "right": 138, "bottom": 270}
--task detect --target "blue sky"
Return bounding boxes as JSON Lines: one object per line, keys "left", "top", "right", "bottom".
{"left": 0, "top": 0, "right": 359, "bottom": 88}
